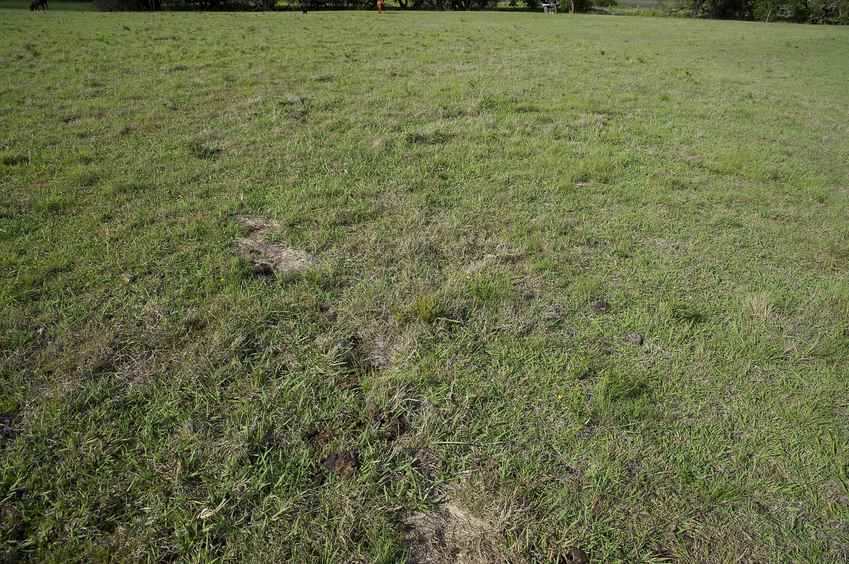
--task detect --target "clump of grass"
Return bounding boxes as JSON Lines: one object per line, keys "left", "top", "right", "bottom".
{"left": 669, "top": 301, "right": 707, "bottom": 324}
{"left": 34, "top": 194, "right": 70, "bottom": 215}
{"left": 466, "top": 277, "right": 500, "bottom": 304}
{"left": 108, "top": 180, "right": 151, "bottom": 196}
{"left": 188, "top": 141, "right": 222, "bottom": 160}
{"left": 281, "top": 95, "right": 309, "bottom": 120}
{"left": 570, "top": 275, "right": 606, "bottom": 305}
{"left": 405, "top": 131, "right": 451, "bottom": 145}
{"left": 411, "top": 293, "right": 445, "bottom": 324}
{"left": 72, "top": 169, "right": 100, "bottom": 188}
{"left": 2, "top": 154, "right": 29, "bottom": 166}
{"left": 594, "top": 370, "right": 654, "bottom": 423}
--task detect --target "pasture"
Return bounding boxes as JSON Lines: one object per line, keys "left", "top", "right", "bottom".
{"left": 1, "top": 7, "right": 849, "bottom": 562}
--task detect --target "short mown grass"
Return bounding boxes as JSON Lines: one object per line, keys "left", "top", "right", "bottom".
{"left": 1, "top": 7, "right": 849, "bottom": 562}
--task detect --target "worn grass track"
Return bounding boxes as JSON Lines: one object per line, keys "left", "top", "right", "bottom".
{"left": 1, "top": 8, "right": 849, "bottom": 562}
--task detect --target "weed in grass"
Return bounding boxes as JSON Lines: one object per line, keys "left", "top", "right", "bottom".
{"left": 411, "top": 293, "right": 446, "bottom": 324}
{"left": 466, "top": 276, "right": 500, "bottom": 304}
{"left": 669, "top": 301, "right": 707, "bottom": 324}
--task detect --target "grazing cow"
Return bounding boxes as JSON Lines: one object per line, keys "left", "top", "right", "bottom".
{"left": 30, "top": 0, "right": 48, "bottom": 10}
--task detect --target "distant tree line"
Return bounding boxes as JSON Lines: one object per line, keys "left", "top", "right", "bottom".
{"left": 93, "top": 0, "right": 847, "bottom": 23}
{"left": 94, "top": 0, "right": 598, "bottom": 9}
{"left": 690, "top": 0, "right": 848, "bottom": 22}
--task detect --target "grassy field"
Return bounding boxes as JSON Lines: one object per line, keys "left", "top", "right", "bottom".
{"left": 2, "top": 7, "right": 849, "bottom": 562}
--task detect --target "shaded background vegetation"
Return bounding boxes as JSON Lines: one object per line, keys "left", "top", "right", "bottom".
{"left": 89, "top": 0, "right": 599, "bottom": 11}
{"left": 690, "top": 0, "right": 848, "bottom": 23}
{"left": 84, "top": 0, "right": 849, "bottom": 26}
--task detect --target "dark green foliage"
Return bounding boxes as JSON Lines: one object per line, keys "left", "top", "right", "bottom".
{"left": 92, "top": 0, "right": 580, "bottom": 11}
{"left": 94, "top": 0, "right": 160, "bottom": 9}
{"left": 690, "top": 0, "right": 849, "bottom": 22}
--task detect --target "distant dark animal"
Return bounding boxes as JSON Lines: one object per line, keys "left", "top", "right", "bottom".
{"left": 30, "top": 0, "right": 48, "bottom": 10}
{"left": 301, "top": 0, "right": 309, "bottom": 12}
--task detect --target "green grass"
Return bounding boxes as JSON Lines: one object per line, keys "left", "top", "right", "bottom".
{"left": 2, "top": 7, "right": 849, "bottom": 562}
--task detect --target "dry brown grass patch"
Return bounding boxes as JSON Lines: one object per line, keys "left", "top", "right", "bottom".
{"left": 406, "top": 501, "right": 505, "bottom": 564}
{"left": 233, "top": 215, "right": 316, "bottom": 276}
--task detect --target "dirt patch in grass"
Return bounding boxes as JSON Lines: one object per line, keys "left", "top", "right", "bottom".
{"left": 334, "top": 372, "right": 360, "bottom": 391}
{"left": 412, "top": 448, "right": 443, "bottom": 480}
{"left": 305, "top": 425, "right": 334, "bottom": 448}
{"left": 323, "top": 451, "right": 359, "bottom": 478}
{"left": 0, "top": 414, "right": 18, "bottom": 444}
{"left": 367, "top": 323, "right": 420, "bottom": 371}
{"left": 823, "top": 480, "right": 849, "bottom": 507}
{"left": 560, "top": 547, "right": 589, "bottom": 563}
{"left": 235, "top": 215, "right": 279, "bottom": 235}
{"left": 0, "top": 503, "right": 23, "bottom": 543}
{"left": 405, "top": 496, "right": 504, "bottom": 564}
{"left": 591, "top": 300, "right": 611, "bottom": 314}
{"left": 234, "top": 240, "right": 315, "bottom": 276}
{"left": 371, "top": 410, "right": 409, "bottom": 441}
{"left": 233, "top": 215, "right": 316, "bottom": 276}
{"left": 625, "top": 332, "right": 644, "bottom": 346}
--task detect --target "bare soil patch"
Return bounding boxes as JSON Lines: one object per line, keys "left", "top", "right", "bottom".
{"left": 371, "top": 410, "right": 409, "bottom": 441}
{"left": 591, "top": 300, "right": 611, "bottom": 314}
{"left": 560, "top": 547, "right": 589, "bottom": 563}
{"left": 625, "top": 332, "right": 644, "bottom": 346}
{"left": 233, "top": 215, "right": 316, "bottom": 276}
{"left": 0, "top": 414, "right": 18, "bottom": 443}
{"left": 323, "top": 451, "right": 359, "bottom": 478}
